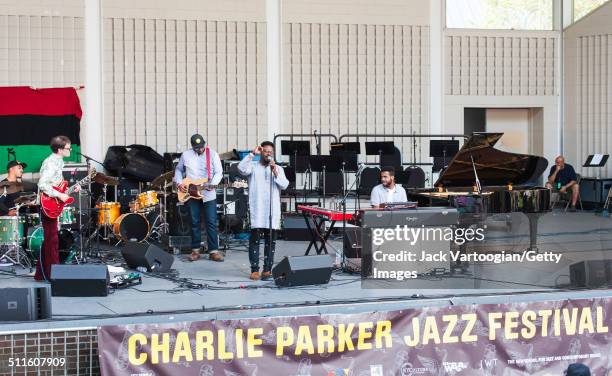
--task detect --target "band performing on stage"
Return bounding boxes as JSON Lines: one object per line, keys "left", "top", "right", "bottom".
{"left": 0, "top": 131, "right": 593, "bottom": 282}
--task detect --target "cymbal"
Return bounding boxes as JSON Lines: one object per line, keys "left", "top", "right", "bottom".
{"left": 0, "top": 182, "right": 23, "bottom": 194}
{"left": 0, "top": 181, "right": 20, "bottom": 188}
{"left": 93, "top": 173, "right": 119, "bottom": 186}
{"left": 14, "top": 194, "right": 37, "bottom": 205}
{"left": 151, "top": 171, "right": 174, "bottom": 189}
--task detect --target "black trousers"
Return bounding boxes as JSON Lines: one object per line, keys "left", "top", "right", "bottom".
{"left": 248, "top": 228, "right": 277, "bottom": 272}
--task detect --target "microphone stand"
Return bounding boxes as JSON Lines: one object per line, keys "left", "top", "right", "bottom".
{"left": 268, "top": 159, "right": 274, "bottom": 272}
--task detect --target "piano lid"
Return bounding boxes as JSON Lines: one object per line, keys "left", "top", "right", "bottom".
{"left": 434, "top": 133, "right": 548, "bottom": 188}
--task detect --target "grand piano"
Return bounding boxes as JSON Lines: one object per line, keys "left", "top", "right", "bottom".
{"left": 408, "top": 132, "right": 551, "bottom": 252}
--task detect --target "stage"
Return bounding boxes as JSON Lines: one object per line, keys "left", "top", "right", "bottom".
{"left": 1, "top": 210, "right": 612, "bottom": 335}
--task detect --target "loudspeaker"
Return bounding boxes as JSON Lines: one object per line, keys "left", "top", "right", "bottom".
{"left": 282, "top": 214, "right": 313, "bottom": 241}
{"left": 0, "top": 287, "right": 52, "bottom": 321}
{"left": 50, "top": 264, "right": 109, "bottom": 297}
{"left": 570, "top": 260, "right": 612, "bottom": 287}
{"left": 121, "top": 241, "right": 174, "bottom": 272}
{"left": 343, "top": 227, "right": 362, "bottom": 258}
{"left": 167, "top": 194, "right": 192, "bottom": 236}
{"left": 272, "top": 255, "right": 333, "bottom": 287}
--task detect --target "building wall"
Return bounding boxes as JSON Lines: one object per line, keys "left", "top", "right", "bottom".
{"left": 281, "top": 0, "right": 431, "bottom": 165}
{"left": 102, "top": 0, "right": 267, "bottom": 155}
{"left": 443, "top": 29, "right": 560, "bottom": 169}
{"left": 0, "top": 0, "right": 84, "bottom": 88}
{"left": 564, "top": 0, "right": 612, "bottom": 177}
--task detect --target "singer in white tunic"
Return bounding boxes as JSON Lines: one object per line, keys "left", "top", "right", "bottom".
{"left": 237, "top": 152, "right": 289, "bottom": 229}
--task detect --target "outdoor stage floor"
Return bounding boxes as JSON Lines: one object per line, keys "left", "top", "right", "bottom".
{"left": 1, "top": 211, "right": 611, "bottom": 333}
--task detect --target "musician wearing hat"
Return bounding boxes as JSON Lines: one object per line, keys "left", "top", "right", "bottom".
{"left": 0, "top": 160, "right": 37, "bottom": 216}
{"left": 174, "top": 134, "right": 224, "bottom": 262}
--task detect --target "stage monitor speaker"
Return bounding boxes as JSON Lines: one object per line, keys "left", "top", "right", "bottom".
{"left": 121, "top": 241, "right": 174, "bottom": 272}
{"left": 569, "top": 260, "right": 612, "bottom": 288}
{"left": 0, "top": 287, "right": 52, "bottom": 321}
{"left": 282, "top": 214, "right": 313, "bottom": 241}
{"left": 50, "top": 264, "right": 109, "bottom": 297}
{"left": 343, "top": 227, "right": 362, "bottom": 258}
{"left": 272, "top": 255, "right": 333, "bottom": 287}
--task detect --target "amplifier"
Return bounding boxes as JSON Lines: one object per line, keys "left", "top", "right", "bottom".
{"left": 360, "top": 208, "right": 459, "bottom": 283}
{"left": 579, "top": 178, "right": 612, "bottom": 204}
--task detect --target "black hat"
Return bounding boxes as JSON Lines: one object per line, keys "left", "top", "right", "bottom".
{"left": 7, "top": 160, "right": 27, "bottom": 171}
{"left": 190, "top": 134, "right": 205, "bottom": 150}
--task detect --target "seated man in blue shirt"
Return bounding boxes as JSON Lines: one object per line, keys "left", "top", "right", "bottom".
{"left": 370, "top": 166, "right": 407, "bottom": 208}
{"left": 546, "top": 155, "right": 579, "bottom": 211}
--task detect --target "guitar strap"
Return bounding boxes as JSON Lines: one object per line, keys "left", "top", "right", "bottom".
{"left": 205, "top": 147, "right": 211, "bottom": 181}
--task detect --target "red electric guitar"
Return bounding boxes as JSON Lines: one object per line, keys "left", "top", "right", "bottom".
{"left": 40, "top": 168, "right": 96, "bottom": 219}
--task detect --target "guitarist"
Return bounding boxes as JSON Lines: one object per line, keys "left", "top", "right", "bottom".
{"left": 34, "top": 135, "right": 80, "bottom": 281}
{"left": 174, "top": 134, "right": 223, "bottom": 262}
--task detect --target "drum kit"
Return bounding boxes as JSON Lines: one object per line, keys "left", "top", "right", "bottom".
{"left": 0, "top": 169, "right": 175, "bottom": 268}
{"left": 0, "top": 182, "right": 82, "bottom": 268}
{"left": 89, "top": 170, "right": 172, "bottom": 246}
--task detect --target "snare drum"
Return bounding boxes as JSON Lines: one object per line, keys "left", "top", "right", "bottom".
{"left": 112, "top": 213, "right": 150, "bottom": 242}
{"left": 58, "top": 206, "right": 76, "bottom": 225}
{"left": 137, "top": 191, "right": 159, "bottom": 209}
{"left": 0, "top": 216, "right": 25, "bottom": 245}
{"left": 96, "top": 202, "right": 121, "bottom": 226}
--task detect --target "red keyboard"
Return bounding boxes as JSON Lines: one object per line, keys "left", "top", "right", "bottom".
{"left": 297, "top": 205, "right": 354, "bottom": 221}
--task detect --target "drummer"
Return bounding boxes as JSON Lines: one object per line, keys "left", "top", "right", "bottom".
{"left": 0, "top": 160, "right": 38, "bottom": 216}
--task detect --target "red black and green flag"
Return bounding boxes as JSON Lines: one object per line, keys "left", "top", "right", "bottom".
{"left": 0, "top": 87, "right": 82, "bottom": 173}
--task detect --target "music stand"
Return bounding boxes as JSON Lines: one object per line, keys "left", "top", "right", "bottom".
{"left": 331, "top": 142, "right": 361, "bottom": 154}
{"left": 583, "top": 154, "right": 609, "bottom": 179}
{"left": 430, "top": 140, "right": 459, "bottom": 171}
{"left": 282, "top": 140, "right": 310, "bottom": 171}
{"left": 365, "top": 142, "right": 395, "bottom": 157}
{"left": 309, "top": 155, "right": 343, "bottom": 208}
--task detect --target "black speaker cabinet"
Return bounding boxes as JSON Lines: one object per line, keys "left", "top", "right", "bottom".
{"left": 121, "top": 241, "right": 174, "bottom": 272}
{"left": 0, "top": 287, "right": 52, "bottom": 321}
{"left": 570, "top": 260, "right": 611, "bottom": 288}
{"left": 50, "top": 264, "right": 109, "bottom": 297}
{"left": 282, "top": 214, "right": 313, "bottom": 241}
{"left": 343, "top": 227, "right": 362, "bottom": 258}
{"left": 272, "top": 255, "right": 333, "bottom": 287}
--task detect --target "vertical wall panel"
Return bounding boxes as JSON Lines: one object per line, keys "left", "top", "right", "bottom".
{"left": 0, "top": 15, "right": 83, "bottom": 87}
{"left": 282, "top": 22, "right": 430, "bottom": 164}
{"left": 445, "top": 30, "right": 558, "bottom": 97}
{"left": 573, "top": 33, "right": 612, "bottom": 176}
{"left": 104, "top": 17, "right": 267, "bottom": 154}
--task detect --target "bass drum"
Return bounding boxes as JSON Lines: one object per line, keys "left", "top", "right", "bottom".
{"left": 112, "top": 213, "right": 150, "bottom": 242}
{"left": 27, "top": 226, "right": 75, "bottom": 263}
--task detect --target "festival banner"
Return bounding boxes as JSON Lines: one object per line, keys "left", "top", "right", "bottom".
{"left": 98, "top": 297, "right": 611, "bottom": 375}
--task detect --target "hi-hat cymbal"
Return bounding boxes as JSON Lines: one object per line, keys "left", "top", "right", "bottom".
{"left": 0, "top": 182, "right": 23, "bottom": 194}
{"left": 14, "top": 194, "right": 37, "bottom": 205}
{"left": 151, "top": 171, "right": 174, "bottom": 189}
{"left": 93, "top": 173, "right": 119, "bottom": 186}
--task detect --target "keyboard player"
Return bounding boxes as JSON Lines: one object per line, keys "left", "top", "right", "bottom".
{"left": 370, "top": 166, "right": 407, "bottom": 208}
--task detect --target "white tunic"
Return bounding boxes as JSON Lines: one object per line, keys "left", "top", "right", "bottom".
{"left": 238, "top": 153, "right": 289, "bottom": 229}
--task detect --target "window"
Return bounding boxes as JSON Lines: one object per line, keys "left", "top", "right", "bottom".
{"left": 446, "top": 0, "right": 553, "bottom": 30}
{"left": 573, "top": 0, "right": 609, "bottom": 22}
